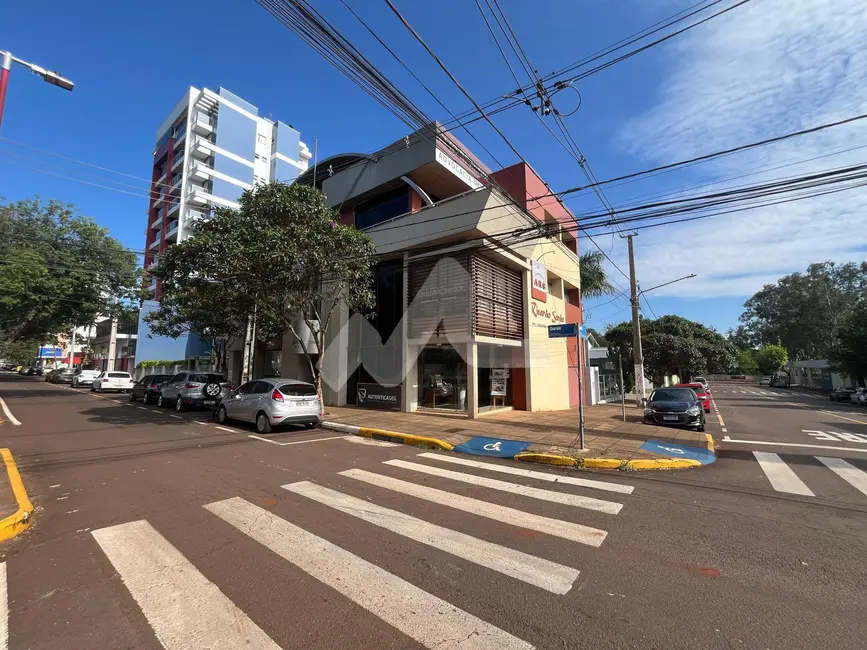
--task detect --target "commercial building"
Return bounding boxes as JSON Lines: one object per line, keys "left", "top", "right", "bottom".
{"left": 278, "top": 124, "right": 587, "bottom": 418}
{"left": 135, "top": 86, "right": 312, "bottom": 365}
{"left": 91, "top": 312, "right": 138, "bottom": 372}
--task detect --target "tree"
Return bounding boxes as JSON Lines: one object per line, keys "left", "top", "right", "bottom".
{"left": 738, "top": 261, "right": 867, "bottom": 359}
{"left": 0, "top": 198, "right": 141, "bottom": 355}
{"left": 156, "top": 181, "right": 376, "bottom": 402}
{"left": 605, "top": 315, "right": 736, "bottom": 385}
{"left": 828, "top": 299, "right": 867, "bottom": 381}
{"left": 579, "top": 250, "right": 617, "bottom": 299}
{"left": 755, "top": 344, "right": 788, "bottom": 376}
{"left": 736, "top": 348, "right": 758, "bottom": 375}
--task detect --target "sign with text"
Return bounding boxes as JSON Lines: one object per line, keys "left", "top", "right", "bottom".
{"left": 490, "top": 368, "right": 508, "bottom": 397}
{"left": 548, "top": 323, "right": 577, "bottom": 338}
{"left": 531, "top": 259, "right": 548, "bottom": 302}
{"left": 356, "top": 383, "right": 401, "bottom": 410}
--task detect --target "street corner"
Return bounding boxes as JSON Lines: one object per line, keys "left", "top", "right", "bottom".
{"left": 637, "top": 438, "right": 717, "bottom": 467}
{"left": 321, "top": 421, "right": 455, "bottom": 451}
{"left": 0, "top": 448, "right": 34, "bottom": 542}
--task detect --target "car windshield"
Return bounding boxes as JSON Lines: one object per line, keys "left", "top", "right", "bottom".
{"left": 651, "top": 388, "right": 695, "bottom": 401}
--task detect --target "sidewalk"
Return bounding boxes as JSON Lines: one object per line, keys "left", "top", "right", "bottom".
{"left": 322, "top": 403, "right": 715, "bottom": 470}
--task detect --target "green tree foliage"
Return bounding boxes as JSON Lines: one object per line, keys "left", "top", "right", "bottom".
{"left": 579, "top": 250, "right": 617, "bottom": 299}
{"left": 828, "top": 299, "right": 867, "bottom": 380}
{"left": 738, "top": 261, "right": 867, "bottom": 359}
{"left": 0, "top": 198, "right": 141, "bottom": 357}
{"left": 154, "top": 181, "right": 376, "bottom": 397}
{"left": 755, "top": 344, "right": 788, "bottom": 376}
{"left": 605, "top": 315, "right": 736, "bottom": 385}
{"left": 736, "top": 348, "right": 758, "bottom": 375}
{"left": 1, "top": 339, "right": 39, "bottom": 364}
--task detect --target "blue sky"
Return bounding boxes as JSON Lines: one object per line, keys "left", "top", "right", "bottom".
{"left": 2, "top": 0, "right": 865, "bottom": 335}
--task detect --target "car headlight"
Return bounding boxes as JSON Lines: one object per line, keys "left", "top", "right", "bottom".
{"left": 687, "top": 405, "right": 701, "bottom": 415}
{"left": 643, "top": 407, "right": 654, "bottom": 415}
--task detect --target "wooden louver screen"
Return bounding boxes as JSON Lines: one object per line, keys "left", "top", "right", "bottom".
{"left": 471, "top": 254, "right": 524, "bottom": 340}
{"left": 407, "top": 252, "right": 470, "bottom": 339}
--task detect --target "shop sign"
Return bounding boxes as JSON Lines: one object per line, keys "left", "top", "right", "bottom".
{"left": 356, "top": 382, "right": 401, "bottom": 410}
{"left": 490, "top": 368, "right": 508, "bottom": 396}
{"left": 531, "top": 301, "right": 565, "bottom": 324}
{"left": 531, "top": 260, "right": 547, "bottom": 302}
{"left": 435, "top": 149, "right": 483, "bottom": 190}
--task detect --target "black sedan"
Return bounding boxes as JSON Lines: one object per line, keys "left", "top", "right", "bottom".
{"left": 129, "top": 374, "right": 172, "bottom": 404}
{"left": 830, "top": 387, "right": 855, "bottom": 402}
{"left": 644, "top": 387, "right": 705, "bottom": 432}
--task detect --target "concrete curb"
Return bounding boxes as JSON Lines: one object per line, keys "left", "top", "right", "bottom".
{"left": 322, "top": 421, "right": 715, "bottom": 471}
{"left": 0, "top": 448, "right": 33, "bottom": 541}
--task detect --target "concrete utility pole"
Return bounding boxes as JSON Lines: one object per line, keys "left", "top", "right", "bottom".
{"left": 68, "top": 327, "right": 76, "bottom": 369}
{"left": 107, "top": 318, "right": 118, "bottom": 371}
{"left": 627, "top": 234, "right": 646, "bottom": 407}
{"left": 240, "top": 302, "right": 258, "bottom": 385}
{"left": 0, "top": 49, "right": 74, "bottom": 131}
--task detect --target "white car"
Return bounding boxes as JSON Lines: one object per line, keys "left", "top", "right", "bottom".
{"left": 91, "top": 371, "right": 134, "bottom": 393}
{"left": 72, "top": 370, "right": 102, "bottom": 388}
{"left": 852, "top": 387, "right": 867, "bottom": 406}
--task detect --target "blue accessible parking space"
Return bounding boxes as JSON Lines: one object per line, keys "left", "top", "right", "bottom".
{"left": 453, "top": 436, "right": 533, "bottom": 458}
{"left": 640, "top": 439, "right": 715, "bottom": 464}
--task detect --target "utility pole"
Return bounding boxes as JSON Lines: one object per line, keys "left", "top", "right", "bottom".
{"left": 107, "top": 317, "right": 118, "bottom": 371}
{"left": 68, "top": 327, "right": 76, "bottom": 369}
{"left": 240, "top": 302, "right": 258, "bottom": 384}
{"left": 0, "top": 49, "right": 74, "bottom": 131}
{"left": 576, "top": 328, "right": 585, "bottom": 450}
{"left": 627, "top": 235, "right": 646, "bottom": 407}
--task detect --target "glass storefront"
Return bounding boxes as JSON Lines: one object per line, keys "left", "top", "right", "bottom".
{"left": 418, "top": 346, "right": 467, "bottom": 411}
{"left": 478, "top": 344, "right": 513, "bottom": 411}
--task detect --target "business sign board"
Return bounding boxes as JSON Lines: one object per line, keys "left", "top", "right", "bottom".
{"left": 356, "top": 382, "right": 402, "bottom": 411}
{"left": 531, "top": 259, "right": 547, "bottom": 302}
{"left": 548, "top": 323, "right": 577, "bottom": 338}
{"left": 38, "top": 346, "right": 65, "bottom": 358}
{"left": 434, "top": 149, "right": 483, "bottom": 190}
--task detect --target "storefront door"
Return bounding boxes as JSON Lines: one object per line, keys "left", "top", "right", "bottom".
{"left": 418, "top": 346, "right": 467, "bottom": 412}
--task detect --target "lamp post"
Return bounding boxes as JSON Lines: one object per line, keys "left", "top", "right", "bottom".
{"left": 0, "top": 49, "right": 74, "bottom": 131}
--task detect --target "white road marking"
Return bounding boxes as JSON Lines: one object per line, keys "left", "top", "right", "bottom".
{"left": 415, "top": 452, "right": 634, "bottom": 494}
{"left": 815, "top": 457, "right": 867, "bottom": 495}
{"left": 193, "top": 420, "right": 209, "bottom": 426}
{"left": 340, "top": 468, "right": 608, "bottom": 546}
{"left": 247, "top": 434, "right": 345, "bottom": 446}
{"left": 384, "top": 459, "right": 622, "bottom": 514}
{"left": 205, "top": 497, "right": 532, "bottom": 649}
{"left": 0, "top": 397, "right": 21, "bottom": 426}
{"left": 343, "top": 436, "right": 400, "bottom": 447}
{"left": 753, "top": 452, "right": 814, "bottom": 496}
{"left": 723, "top": 437, "right": 867, "bottom": 453}
{"left": 169, "top": 414, "right": 183, "bottom": 419}
{"left": 137, "top": 407, "right": 148, "bottom": 411}
{"left": 0, "top": 562, "right": 7, "bottom": 650}
{"left": 214, "top": 426, "right": 237, "bottom": 433}
{"left": 91, "top": 520, "right": 279, "bottom": 649}
{"left": 284, "top": 481, "right": 579, "bottom": 594}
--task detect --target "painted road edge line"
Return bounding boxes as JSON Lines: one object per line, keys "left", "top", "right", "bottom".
{"left": 321, "top": 422, "right": 712, "bottom": 471}
{"left": 0, "top": 449, "right": 33, "bottom": 541}
{"left": 0, "top": 398, "right": 21, "bottom": 427}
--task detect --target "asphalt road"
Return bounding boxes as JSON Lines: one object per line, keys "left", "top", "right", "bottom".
{"left": 0, "top": 374, "right": 865, "bottom": 649}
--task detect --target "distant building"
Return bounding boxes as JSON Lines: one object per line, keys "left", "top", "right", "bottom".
{"left": 136, "top": 86, "right": 312, "bottom": 365}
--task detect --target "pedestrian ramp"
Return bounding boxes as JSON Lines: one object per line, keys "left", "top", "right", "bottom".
{"left": 42, "top": 455, "right": 635, "bottom": 649}
{"left": 752, "top": 451, "right": 867, "bottom": 499}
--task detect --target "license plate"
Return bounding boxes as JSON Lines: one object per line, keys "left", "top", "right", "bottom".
{"left": 296, "top": 400, "right": 311, "bottom": 406}
{"left": 662, "top": 415, "right": 679, "bottom": 421}
{"left": 204, "top": 400, "right": 215, "bottom": 405}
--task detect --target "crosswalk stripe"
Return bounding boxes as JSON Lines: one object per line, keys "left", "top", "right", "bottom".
{"left": 343, "top": 436, "right": 400, "bottom": 447}
{"left": 415, "top": 452, "right": 634, "bottom": 494}
{"left": 384, "top": 459, "right": 623, "bottom": 514}
{"left": 284, "top": 481, "right": 579, "bottom": 594}
{"left": 340, "top": 468, "right": 608, "bottom": 547}
{"left": 0, "top": 563, "right": 8, "bottom": 650}
{"left": 752, "top": 452, "right": 815, "bottom": 496}
{"left": 815, "top": 457, "right": 867, "bottom": 495}
{"left": 205, "top": 497, "right": 533, "bottom": 649}
{"left": 91, "top": 520, "right": 279, "bottom": 649}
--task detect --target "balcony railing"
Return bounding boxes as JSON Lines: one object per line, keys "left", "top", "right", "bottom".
{"left": 151, "top": 215, "right": 163, "bottom": 230}
{"left": 171, "top": 155, "right": 184, "bottom": 171}
{"left": 149, "top": 233, "right": 161, "bottom": 250}
{"left": 167, "top": 200, "right": 180, "bottom": 216}
{"left": 165, "top": 221, "right": 179, "bottom": 240}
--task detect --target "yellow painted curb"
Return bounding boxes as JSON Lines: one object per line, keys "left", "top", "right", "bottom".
{"left": 0, "top": 448, "right": 33, "bottom": 542}
{"left": 627, "top": 458, "right": 703, "bottom": 470}
{"left": 583, "top": 458, "right": 625, "bottom": 469}
{"left": 705, "top": 433, "right": 715, "bottom": 453}
{"left": 357, "top": 427, "right": 454, "bottom": 451}
{"left": 514, "top": 453, "right": 577, "bottom": 467}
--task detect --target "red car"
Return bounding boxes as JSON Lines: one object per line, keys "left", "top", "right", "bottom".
{"left": 676, "top": 382, "right": 710, "bottom": 413}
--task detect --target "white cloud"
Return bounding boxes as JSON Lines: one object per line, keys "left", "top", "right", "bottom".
{"left": 614, "top": 0, "right": 867, "bottom": 299}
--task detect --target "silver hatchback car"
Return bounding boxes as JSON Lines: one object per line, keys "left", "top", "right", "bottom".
{"left": 217, "top": 377, "right": 320, "bottom": 434}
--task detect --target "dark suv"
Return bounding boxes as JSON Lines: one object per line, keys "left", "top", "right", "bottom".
{"left": 644, "top": 387, "right": 705, "bottom": 432}
{"left": 158, "top": 372, "right": 231, "bottom": 411}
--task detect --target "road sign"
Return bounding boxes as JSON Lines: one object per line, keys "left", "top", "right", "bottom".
{"left": 548, "top": 323, "right": 577, "bottom": 338}
{"left": 579, "top": 324, "right": 588, "bottom": 339}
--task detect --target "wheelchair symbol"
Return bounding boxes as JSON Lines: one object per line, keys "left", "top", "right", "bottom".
{"left": 658, "top": 445, "right": 685, "bottom": 455}
{"left": 483, "top": 441, "right": 503, "bottom": 451}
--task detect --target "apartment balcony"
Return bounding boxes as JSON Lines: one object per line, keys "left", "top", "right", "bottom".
{"left": 156, "top": 171, "right": 167, "bottom": 188}
{"left": 170, "top": 174, "right": 184, "bottom": 195}
{"left": 192, "top": 113, "right": 215, "bottom": 136}
{"left": 173, "top": 129, "right": 187, "bottom": 150}
{"left": 186, "top": 209, "right": 206, "bottom": 225}
{"left": 149, "top": 233, "right": 161, "bottom": 250}
{"left": 165, "top": 220, "right": 179, "bottom": 241}
{"left": 189, "top": 160, "right": 214, "bottom": 182}
{"left": 190, "top": 135, "right": 214, "bottom": 160}
{"left": 171, "top": 154, "right": 185, "bottom": 172}
{"left": 152, "top": 192, "right": 165, "bottom": 209}
{"left": 147, "top": 255, "right": 160, "bottom": 272}
{"left": 151, "top": 215, "right": 163, "bottom": 230}
{"left": 186, "top": 187, "right": 209, "bottom": 207}
{"left": 167, "top": 200, "right": 181, "bottom": 218}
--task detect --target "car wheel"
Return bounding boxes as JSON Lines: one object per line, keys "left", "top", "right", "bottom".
{"left": 217, "top": 405, "right": 229, "bottom": 424}
{"left": 256, "top": 411, "right": 272, "bottom": 434}
{"left": 157, "top": 394, "right": 165, "bottom": 408}
{"left": 175, "top": 396, "right": 184, "bottom": 412}
{"left": 129, "top": 391, "right": 136, "bottom": 402}
{"left": 303, "top": 422, "right": 316, "bottom": 430}
{"left": 143, "top": 391, "right": 152, "bottom": 405}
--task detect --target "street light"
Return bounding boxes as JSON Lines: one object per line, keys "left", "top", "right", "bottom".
{"left": 0, "top": 49, "right": 74, "bottom": 131}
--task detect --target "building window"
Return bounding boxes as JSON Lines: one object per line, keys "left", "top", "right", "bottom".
{"left": 257, "top": 134, "right": 267, "bottom": 145}
{"left": 354, "top": 186, "right": 410, "bottom": 230}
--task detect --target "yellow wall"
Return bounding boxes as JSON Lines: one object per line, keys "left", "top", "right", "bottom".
{"left": 526, "top": 291, "right": 571, "bottom": 411}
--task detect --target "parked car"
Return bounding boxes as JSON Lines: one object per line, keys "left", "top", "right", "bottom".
{"left": 830, "top": 387, "right": 855, "bottom": 402}
{"left": 759, "top": 376, "right": 771, "bottom": 386}
{"left": 52, "top": 368, "right": 78, "bottom": 384}
{"left": 770, "top": 377, "right": 789, "bottom": 388}
{"left": 44, "top": 368, "right": 61, "bottom": 382}
{"left": 676, "top": 382, "right": 710, "bottom": 413}
{"left": 644, "top": 387, "right": 705, "bottom": 432}
{"left": 72, "top": 369, "right": 102, "bottom": 388}
{"left": 158, "top": 372, "right": 231, "bottom": 412}
{"left": 18, "top": 366, "right": 36, "bottom": 376}
{"left": 91, "top": 371, "right": 134, "bottom": 393}
{"left": 0, "top": 364, "right": 14, "bottom": 371}
{"left": 129, "top": 374, "right": 172, "bottom": 404}
{"left": 691, "top": 376, "right": 710, "bottom": 393}
{"left": 218, "top": 378, "right": 321, "bottom": 433}
{"left": 851, "top": 387, "right": 867, "bottom": 406}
